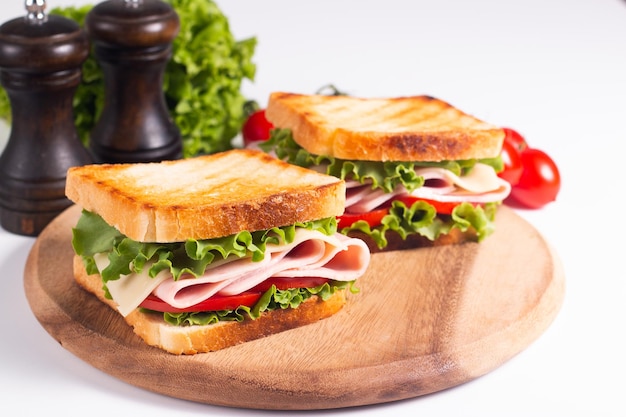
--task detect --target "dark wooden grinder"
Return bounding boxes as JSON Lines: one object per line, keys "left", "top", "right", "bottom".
{"left": 85, "top": 0, "right": 182, "bottom": 163}
{"left": 0, "top": 0, "right": 93, "bottom": 236}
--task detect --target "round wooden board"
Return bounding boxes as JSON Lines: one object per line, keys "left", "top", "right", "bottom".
{"left": 23, "top": 205, "right": 565, "bottom": 410}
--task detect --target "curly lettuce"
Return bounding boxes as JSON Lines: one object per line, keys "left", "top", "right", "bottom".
{"left": 261, "top": 128, "right": 502, "bottom": 249}
{"left": 0, "top": 0, "right": 256, "bottom": 158}
{"left": 72, "top": 209, "right": 355, "bottom": 326}
{"left": 72, "top": 209, "right": 338, "bottom": 283}
{"left": 342, "top": 200, "right": 498, "bottom": 249}
{"left": 262, "top": 128, "right": 503, "bottom": 191}
{"left": 160, "top": 280, "right": 355, "bottom": 326}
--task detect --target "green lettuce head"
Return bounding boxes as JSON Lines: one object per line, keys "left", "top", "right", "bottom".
{"left": 0, "top": 0, "right": 257, "bottom": 158}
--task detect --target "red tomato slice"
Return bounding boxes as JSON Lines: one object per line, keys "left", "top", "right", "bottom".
{"left": 394, "top": 195, "right": 480, "bottom": 215}
{"left": 337, "top": 195, "right": 483, "bottom": 229}
{"left": 249, "top": 277, "right": 330, "bottom": 292}
{"left": 138, "top": 277, "right": 332, "bottom": 313}
{"left": 337, "top": 208, "right": 389, "bottom": 228}
{"left": 139, "top": 292, "right": 262, "bottom": 313}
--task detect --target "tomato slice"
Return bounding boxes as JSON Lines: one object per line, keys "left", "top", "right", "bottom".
{"left": 138, "top": 277, "right": 332, "bottom": 313}
{"left": 337, "top": 195, "right": 482, "bottom": 229}
{"left": 393, "top": 195, "right": 481, "bottom": 215}
{"left": 337, "top": 208, "right": 389, "bottom": 228}
{"left": 249, "top": 277, "right": 330, "bottom": 292}
{"left": 139, "top": 292, "right": 262, "bottom": 313}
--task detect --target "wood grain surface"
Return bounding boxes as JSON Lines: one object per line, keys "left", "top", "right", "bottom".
{"left": 23, "top": 204, "right": 565, "bottom": 410}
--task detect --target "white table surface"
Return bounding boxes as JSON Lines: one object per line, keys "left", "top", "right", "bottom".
{"left": 1, "top": 0, "right": 624, "bottom": 416}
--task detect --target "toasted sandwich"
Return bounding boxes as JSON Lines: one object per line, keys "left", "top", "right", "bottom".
{"left": 259, "top": 92, "right": 512, "bottom": 252}
{"left": 65, "top": 149, "right": 370, "bottom": 354}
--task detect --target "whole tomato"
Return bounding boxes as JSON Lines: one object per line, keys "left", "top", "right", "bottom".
{"left": 506, "top": 148, "right": 561, "bottom": 209}
{"left": 498, "top": 138, "right": 524, "bottom": 186}
{"left": 242, "top": 109, "right": 273, "bottom": 147}
{"left": 503, "top": 127, "right": 528, "bottom": 153}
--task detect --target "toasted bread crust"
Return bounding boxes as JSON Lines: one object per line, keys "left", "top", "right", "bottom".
{"left": 65, "top": 149, "right": 346, "bottom": 242}
{"left": 266, "top": 92, "right": 505, "bottom": 162}
{"left": 347, "top": 227, "right": 478, "bottom": 253}
{"left": 73, "top": 255, "right": 347, "bottom": 355}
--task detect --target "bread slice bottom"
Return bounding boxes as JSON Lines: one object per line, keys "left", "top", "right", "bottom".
{"left": 73, "top": 255, "right": 347, "bottom": 355}
{"left": 348, "top": 227, "right": 477, "bottom": 253}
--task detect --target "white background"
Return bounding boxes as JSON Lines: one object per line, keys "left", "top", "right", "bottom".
{"left": 1, "top": 0, "right": 624, "bottom": 416}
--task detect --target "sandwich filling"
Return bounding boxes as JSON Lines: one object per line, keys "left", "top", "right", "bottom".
{"left": 73, "top": 210, "right": 369, "bottom": 326}
{"left": 260, "top": 128, "right": 511, "bottom": 249}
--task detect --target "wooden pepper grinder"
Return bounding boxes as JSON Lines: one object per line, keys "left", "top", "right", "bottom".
{"left": 0, "top": 0, "right": 93, "bottom": 236}
{"left": 85, "top": 0, "right": 182, "bottom": 163}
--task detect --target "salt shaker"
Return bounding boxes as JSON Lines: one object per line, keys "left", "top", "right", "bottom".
{"left": 85, "top": 0, "right": 182, "bottom": 163}
{"left": 0, "top": 0, "right": 92, "bottom": 236}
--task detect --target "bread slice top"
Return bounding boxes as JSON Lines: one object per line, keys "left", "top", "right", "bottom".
{"left": 265, "top": 92, "right": 505, "bottom": 162}
{"left": 66, "top": 149, "right": 345, "bottom": 243}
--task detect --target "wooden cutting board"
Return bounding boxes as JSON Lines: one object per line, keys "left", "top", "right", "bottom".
{"left": 23, "top": 204, "right": 564, "bottom": 410}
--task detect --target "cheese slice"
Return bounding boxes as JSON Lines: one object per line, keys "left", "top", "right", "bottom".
{"left": 93, "top": 253, "right": 170, "bottom": 317}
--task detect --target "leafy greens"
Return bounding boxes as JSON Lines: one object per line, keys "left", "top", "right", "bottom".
{"left": 72, "top": 209, "right": 338, "bottom": 284}
{"left": 72, "top": 209, "right": 354, "bottom": 326}
{"left": 161, "top": 280, "right": 354, "bottom": 326}
{"left": 261, "top": 128, "right": 502, "bottom": 249}
{"left": 0, "top": 0, "right": 257, "bottom": 158}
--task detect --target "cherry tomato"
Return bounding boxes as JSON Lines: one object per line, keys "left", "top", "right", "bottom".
{"left": 139, "top": 292, "right": 262, "bottom": 313}
{"left": 498, "top": 138, "right": 524, "bottom": 186}
{"left": 503, "top": 127, "right": 528, "bottom": 153}
{"left": 506, "top": 148, "right": 560, "bottom": 209}
{"left": 242, "top": 109, "right": 273, "bottom": 147}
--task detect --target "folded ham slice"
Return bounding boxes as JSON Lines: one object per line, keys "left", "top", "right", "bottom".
{"left": 344, "top": 163, "right": 511, "bottom": 213}
{"left": 153, "top": 229, "right": 370, "bottom": 309}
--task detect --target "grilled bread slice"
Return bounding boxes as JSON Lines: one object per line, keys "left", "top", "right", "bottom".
{"left": 66, "top": 149, "right": 365, "bottom": 355}
{"left": 65, "top": 149, "right": 346, "bottom": 242}
{"left": 265, "top": 92, "right": 505, "bottom": 162}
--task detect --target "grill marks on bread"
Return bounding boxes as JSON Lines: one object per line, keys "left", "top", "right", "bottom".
{"left": 65, "top": 149, "right": 346, "bottom": 242}
{"left": 266, "top": 92, "right": 505, "bottom": 162}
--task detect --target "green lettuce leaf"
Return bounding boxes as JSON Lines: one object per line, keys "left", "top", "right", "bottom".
{"left": 73, "top": 210, "right": 353, "bottom": 326}
{"left": 261, "top": 128, "right": 504, "bottom": 192}
{"left": 261, "top": 128, "right": 502, "bottom": 249}
{"left": 72, "top": 210, "right": 338, "bottom": 282}
{"left": 343, "top": 200, "right": 498, "bottom": 249}
{"left": 0, "top": 0, "right": 256, "bottom": 158}
{"left": 159, "top": 280, "right": 358, "bottom": 326}
{"left": 164, "top": 0, "right": 257, "bottom": 156}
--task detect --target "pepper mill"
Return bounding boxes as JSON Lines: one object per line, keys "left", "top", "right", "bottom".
{"left": 85, "top": 0, "right": 182, "bottom": 163}
{"left": 0, "top": 0, "right": 93, "bottom": 236}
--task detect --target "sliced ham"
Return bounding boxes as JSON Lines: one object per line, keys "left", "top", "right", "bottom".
{"left": 152, "top": 229, "right": 370, "bottom": 309}
{"left": 344, "top": 163, "right": 511, "bottom": 213}
{"left": 346, "top": 183, "right": 406, "bottom": 213}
